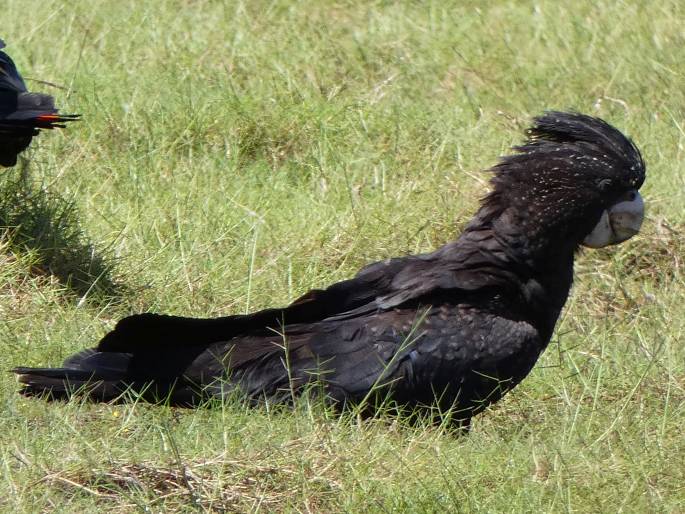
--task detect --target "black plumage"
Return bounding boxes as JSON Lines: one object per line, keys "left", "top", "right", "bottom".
{"left": 14, "top": 112, "right": 646, "bottom": 426}
{"left": 0, "top": 39, "right": 79, "bottom": 167}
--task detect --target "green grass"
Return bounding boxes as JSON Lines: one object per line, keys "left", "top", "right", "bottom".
{"left": 1, "top": 0, "right": 684, "bottom": 511}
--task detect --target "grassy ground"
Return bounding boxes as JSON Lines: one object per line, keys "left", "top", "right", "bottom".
{"left": 1, "top": 0, "right": 684, "bottom": 511}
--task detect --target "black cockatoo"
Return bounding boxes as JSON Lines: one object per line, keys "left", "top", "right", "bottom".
{"left": 14, "top": 112, "right": 646, "bottom": 427}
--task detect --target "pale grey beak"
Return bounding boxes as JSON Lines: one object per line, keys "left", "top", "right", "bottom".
{"left": 582, "top": 190, "right": 644, "bottom": 248}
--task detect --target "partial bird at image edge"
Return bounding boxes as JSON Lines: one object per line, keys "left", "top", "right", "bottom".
{"left": 0, "top": 38, "right": 80, "bottom": 167}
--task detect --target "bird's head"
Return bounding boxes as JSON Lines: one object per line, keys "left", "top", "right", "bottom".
{"left": 481, "top": 112, "right": 646, "bottom": 257}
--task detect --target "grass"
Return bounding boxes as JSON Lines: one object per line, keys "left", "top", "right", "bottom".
{"left": 0, "top": 164, "right": 124, "bottom": 301}
{"left": 0, "top": 0, "right": 684, "bottom": 511}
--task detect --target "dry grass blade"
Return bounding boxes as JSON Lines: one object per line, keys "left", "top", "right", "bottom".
{"left": 40, "top": 452, "right": 342, "bottom": 513}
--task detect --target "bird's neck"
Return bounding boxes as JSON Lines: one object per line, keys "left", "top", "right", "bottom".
{"left": 460, "top": 205, "right": 577, "bottom": 337}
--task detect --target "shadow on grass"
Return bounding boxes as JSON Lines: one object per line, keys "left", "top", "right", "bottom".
{"left": 0, "top": 163, "right": 127, "bottom": 303}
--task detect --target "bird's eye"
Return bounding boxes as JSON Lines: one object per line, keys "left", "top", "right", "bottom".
{"left": 627, "top": 191, "right": 636, "bottom": 201}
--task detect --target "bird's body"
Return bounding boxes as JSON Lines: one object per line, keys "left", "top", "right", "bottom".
{"left": 14, "top": 112, "right": 646, "bottom": 426}
{"left": 0, "top": 39, "right": 79, "bottom": 167}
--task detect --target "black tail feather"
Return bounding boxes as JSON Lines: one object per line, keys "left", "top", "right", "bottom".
{"left": 14, "top": 367, "right": 124, "bottom": 402}
{"left": 13, "top": 349, "right": 207, "bottom": 406}
{"left": 14, "top": 348, "right": 131, "bottom": 402}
